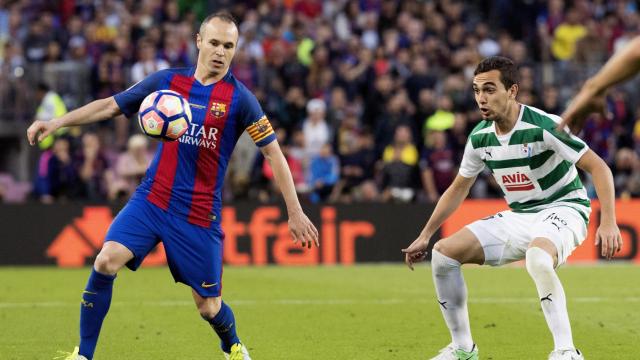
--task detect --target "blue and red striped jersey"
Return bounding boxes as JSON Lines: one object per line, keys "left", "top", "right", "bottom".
{"left": 114, "top": 68, "right": 276, "bottom": 228}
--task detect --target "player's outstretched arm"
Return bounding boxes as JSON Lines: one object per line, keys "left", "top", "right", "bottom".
{"left": 260, "top": 141, "right": 319, "bottom": 248}
{"left": 576, "top": 150, "right": 623, "bottom": 259}
{"left": 27, "top": 96, "right": 122, "bottom": 146}
{"left": 560, "top": 36, "right": 640, "bottom": 132}
{"left": 402, "top": 174, "right": 475, "bottom": 270}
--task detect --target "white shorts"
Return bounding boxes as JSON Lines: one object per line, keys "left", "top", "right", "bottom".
{"left": 465, "top": 206, "right": 588, "bottom": 267}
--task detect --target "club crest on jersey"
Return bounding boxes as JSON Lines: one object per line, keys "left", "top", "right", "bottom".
{"left": 502, "top": 172, "right": 534, "bottom": 191}
{"left": 522, "top": 143, "right": 533, "bottom": 158}
{"left": 210, "top": 102, "right": 226, "bottom": 117}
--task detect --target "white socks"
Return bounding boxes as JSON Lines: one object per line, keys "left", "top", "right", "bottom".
{"left": 525, "top": 247, "right": 574, "bottom": 350}
{"left": 431, "top": 250, "right": 474, "bottom": 352}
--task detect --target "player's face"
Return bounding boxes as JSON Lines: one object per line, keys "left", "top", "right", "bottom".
{"left": 472, "top": 70, "right": 517, "bottom": 121}
{"left": 196, "top": 18, "right": 238, "bottom": 77}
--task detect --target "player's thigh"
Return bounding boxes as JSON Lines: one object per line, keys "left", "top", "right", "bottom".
{"left": 433, "top": 227, "right": 485, "bottom": 265}
{"left": 104, "top": 196, "right": 164, "bottom": 271}
{"left": 465, "top": 211, "right": 532, "bottom": 266}
{"left": 163, "top": 216, "right": 224, "bottom": 298}
{"left": 529, "top": 207, "right": 588, "bottom": 266}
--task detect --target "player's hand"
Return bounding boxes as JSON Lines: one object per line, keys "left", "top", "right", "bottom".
{"left": 595, "top": 221, "right": 622, "bottom": 260}
{"left": 559, "top": 92, "right": 607, "bottom": 133}
{"left": 288, "top": 211, "right": 319, "bottom": 249}
{"left": 26, "top": 119, "right": 60, "bottom": 146}
{"left": 401, "top": 235, "right": 430, "bottom": 271}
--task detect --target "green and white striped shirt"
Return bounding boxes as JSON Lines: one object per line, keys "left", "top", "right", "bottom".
{"left": 459, "top": 104, "right": 591, "bottom": 224}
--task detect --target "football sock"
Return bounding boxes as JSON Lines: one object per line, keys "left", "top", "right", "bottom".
{"left": 525, "top": 247, "right": 574, "bottom": 350}
{"left": 431, "top": 249, "right": 474, "bottom": 352}
{"left": 79, "top": 269, "right": 116, "bottom": 359}
{"left": 203, "top": 301, "right": 240, "bottom": 353}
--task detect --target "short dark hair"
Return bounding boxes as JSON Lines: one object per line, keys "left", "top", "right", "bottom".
{"left": 473, "top": 56, "right": 518, "bottom": 89}
{"left": 199, "top": 10, "right": 238, "bottom": 36}
{"left": 36, "top": 82, "right": 50, "bottom": 92}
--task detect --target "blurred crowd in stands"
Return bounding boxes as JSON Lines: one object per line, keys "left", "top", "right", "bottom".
{"left": 1, "top": 0, "right": 640, "bottom": 204}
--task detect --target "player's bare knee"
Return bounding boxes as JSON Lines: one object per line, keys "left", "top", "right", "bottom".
{"left": 432, "top": 240, "right": 449, "bottom": 256}
{"left": 197, "top": 297, "right": 222, "bottom": 320}
{"left": 433, "top": 239, "right": 468, "bottom": 263}
{"left": 94, "top": 252, "right": 120, "bottom": 275}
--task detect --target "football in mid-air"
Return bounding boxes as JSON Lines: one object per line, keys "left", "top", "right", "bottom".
{"left": 138, "top": 90, "right": 191, "bottom": 141}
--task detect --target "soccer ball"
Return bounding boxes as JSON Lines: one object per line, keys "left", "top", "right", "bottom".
{"left": 138, "top": 90, "right": 191, "bottom": 141}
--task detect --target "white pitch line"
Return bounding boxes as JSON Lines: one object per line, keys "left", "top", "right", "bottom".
{"left": 0, "top": 297, "right": 639, "bottom": 309}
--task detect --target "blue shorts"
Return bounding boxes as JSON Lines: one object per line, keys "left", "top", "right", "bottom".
{"left": 105, "top": 195, "right": 224, "bottom": 297}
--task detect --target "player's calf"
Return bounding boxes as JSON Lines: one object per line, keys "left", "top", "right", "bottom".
{"left": 526, "top": 246, "right": 575, "bottom": 352}
{"left": 431, "top": 250, "right": 475, "bottom": 353}
{"left": 194, "top": 293, "right": 245, "bottom": 357}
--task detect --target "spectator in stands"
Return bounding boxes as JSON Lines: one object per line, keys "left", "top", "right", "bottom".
{"left": 43, "top": 137, "right": 77, "bottom": 203}
{"left": 281, "top": 86, "right": 307, "bottom": 133}
{"left": 106, "top": 134, "right": 152, "bottom": 201}
{"left": 95, "top": 44, "right": 126, "bottom": 99}
{"left": 23, "top": 19, "right": 50, "bottom": 62}
{"left": 551, "top": 7, "right": 587, "bottom": 61}
{"left": 612, "top": 148, "right": 640, "bottom": 198}
{"left": 538, "top": 86, "right": 562, "bottom": 115}
{"left": 374, "top": 89, "right": 414, "bottom": 155}
{"left": 131, "top": 39, "right": 169, "bottom": 84}
{"left": 420, "top": 130, "right": 456, "bottom": 203}
{"left": 332, "top": 129, "right": 377, "bottom": 203}
{"left": 160, "top": 31, "right": 192, "bottom": 68}
{"left": 423, "top": 95, "right": 455, "bottom": 134}
{"left": 308, "top": 143, "right": 340, "bottom": 203}
{"left": 574, "top": 19, "right": 608, "bottom": 65}
{"left": 75, "top": 132, "right": 109, "bottom": 201}
{"left": 326, "top": 86, "right": 349, "bottom": 130}
{"left": 380, "top": 125, "right": 419, "bottom": 203}
{"left": 302, "top": 98, "right": 331, "bottom": 158}
{"left": 33, "top": 82, "right": 69, "bottom": 149}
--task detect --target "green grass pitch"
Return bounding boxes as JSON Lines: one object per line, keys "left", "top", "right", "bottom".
{"left": 0, "top": 264, "right": 638, "bottom": 359}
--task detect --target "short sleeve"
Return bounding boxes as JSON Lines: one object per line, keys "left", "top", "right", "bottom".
{"left": 543, "top": 128, "right": 589, "bottom": 164}
{"left": 241, "top": 91, "right": 276, "bottom": 147}
{"left": 114, "top": 70, "right": 167, "bottom": 117}
{"left": 458, "top": 140, "right": 485, "bottom": 178}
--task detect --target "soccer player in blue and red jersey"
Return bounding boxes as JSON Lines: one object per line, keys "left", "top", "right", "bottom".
{"left": 27, "top": 11, "right": 319, "bottom": 360}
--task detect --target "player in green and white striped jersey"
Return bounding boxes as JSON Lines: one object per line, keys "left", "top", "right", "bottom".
{"left": 402, "top": 57, "right": 622, "bottom": 360}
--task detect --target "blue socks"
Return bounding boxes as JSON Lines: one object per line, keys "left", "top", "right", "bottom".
{"left": 203, "top": 301, "right": 240, "bottom": 353}
{"left": 79, "top": 269, "right": 116, "bottom": 359}
{"left": 77, "top": 269, "right": 239, "bottom": 357}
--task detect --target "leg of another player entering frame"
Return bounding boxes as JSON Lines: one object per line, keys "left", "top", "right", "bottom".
{"left": 192, "top": 290, "right": 250, "bottom": 359}
{"left": 525, "top": 239, "right": 576, "bottom": 352}
{"left": 77, "top": 241, "right": 133, "bottom": 360}
{"left": 430, "top": 227, "right": 484, "bottom": 358}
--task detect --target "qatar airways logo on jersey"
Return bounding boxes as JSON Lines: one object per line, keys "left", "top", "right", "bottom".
{"left": 178, "top": 123, "right": 219, "bottom": 149}
{"left": 501, "top": 172, "right": 535, "bottom": 191}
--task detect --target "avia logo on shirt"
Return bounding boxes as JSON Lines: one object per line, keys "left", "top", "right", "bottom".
{"left": 501, "top": 172, "right": 534, "bottom": 191}
{"left": 178, "top": 123, "right": 219, "bottom": 149}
